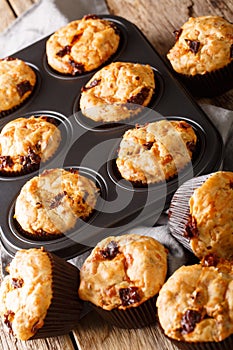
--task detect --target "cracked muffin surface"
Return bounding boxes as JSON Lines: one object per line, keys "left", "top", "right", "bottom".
{"left": 79, "top": 61, "right": 155, "bottom": 122}
{"left": 0, "top": 248, "right": 53, "bottom": 340}
{"left": 0, "top": 57, "right": 36, "bottom": 114}
{"left": 167, "top": 16, "right": 233, "bottom": 76}
{"left": 0, "top": 115, "right": 61, "bottom": 174}
{"left": 46, "top": 14, "right": 120, "bottom": 75}
{"left": 186, "top": 171, "right": 233, "bottom": 259}
{"left": 116, "top": 120, "right": 197, "bottom": 184}
{"left": 157, "top": 259, "right": 233, "bottom": 342}
{"left": 14, "top": 168, "right": 99, "bottom": 237}
{"left": 78, "top": 233, "right": 167, "bottom": 310}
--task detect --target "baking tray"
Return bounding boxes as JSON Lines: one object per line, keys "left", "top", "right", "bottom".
{"left": 0, "top": 15, "right": 223, "bottom": 259}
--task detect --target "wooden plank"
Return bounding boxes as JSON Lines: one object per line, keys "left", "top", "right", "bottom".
{"left": 0, "top": 0, "right": 16, "bottom": 32}
{"left": 73, "top": 311, "right": 179, "bottom": 350}
{"left": 0, "top": 324, "right": 75, "bottom": 350}
{"left": 7, "top": 0, "right": 40, "bottom": 17}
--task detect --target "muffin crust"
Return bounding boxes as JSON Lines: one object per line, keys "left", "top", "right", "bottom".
{"left": 0, "top": 57, "right": 36, "bottom": 113}
{"left": 186, "top": 171, "right": 233, "bottom": 259}
{"left": 167, "top": 16, "right": 233, "bottom": 76}
{"left": 157, "top": 260, "right": 233, "bottom": 342}
{"left": 0, "top": 116, "right": 61, "bottom": 174}
{"left": 116, "top": 120, "right": 197, "bottom": 184}
{"left": 79, "top": 61, "right": 155, "bottom": 122}
{"left": 14, "top": 168, "right": 99, "bottom": 236}
{"left": 78, "top": 234, "right": 168, "bottom": 310}
{"left": 46, "top": 15, "right": 120, "bottom": 75}
{"left": 0, "top": 248, "right": 52, "bottom": 340}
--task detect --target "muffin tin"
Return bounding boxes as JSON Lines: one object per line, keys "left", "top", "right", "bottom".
{"left": 0, "top": 15, "right": 223, "bottom": 259}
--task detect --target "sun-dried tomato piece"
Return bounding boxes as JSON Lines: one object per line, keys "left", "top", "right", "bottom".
{"left": 100, "top": 241, "right": 119, "bottom": 260}
{"left": 81, "top": 79, "right": 101, "bottom": 92}
{"left": 49, "top": 191, "right": 67, "bottom": 209}
{"left": 185, "top": 39, "right": 200, "bottom": 54}
{"left": 173, "top": 28, "right": 183, "bottom": 41}
{"left": 4, "top": 310, "right": 15, "bottom": 332}
{"left": 40, "top": 116, "right": 58, "bottom": 126}
{"left": 184, "top": 215, "right": 199, "bottom": 239}
{"left": 181, "top": 309, "right": 202, "bottom": 334}
{"left": 202, "top": 253, "right": 218, "bottom": 267}
{"left": 68, "top": 59, "right": 85, "bottom": 75}
{"left": 16, "top": 80, "right": 33, "bottom": 98}
{"left": 143, "top": 141, "right": 154, "bottom": 150}
{"left": 56, "top": 45, "right": 71, "bottom": 57}
{"left": 12, "top": 278, "right": 24, "bottom": 289}
{"left": 4, "top": 57, "right": 16, "bottom": 61}
{"left": 119, "top": 286, "right": 141, "bottom": 306}
{"left": 71, "top": 34, "right": 83, "bottom": 45}
{"left": 186, "top": 141, "right": 196, "bottom": 153}
{"left": 127, "top": 86, "right": 150, "bottom": 105}
{"left": 0, "top": 156, "right": 14, "bottom": 169}
{"left": 83, "top": 14, "right": 99, "bottom": 20}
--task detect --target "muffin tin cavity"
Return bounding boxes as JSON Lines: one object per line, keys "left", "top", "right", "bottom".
{"left": 73, "top": 67, "right": 164, "bottom": 132}
{"left": 107, "top": 116, "right": 207, "bottom": 192}
{"left": 43, "top": 18, "right": 128, "bottom": 80}
{"left": 0, "top": 111, "right": 72, "bottom": 181}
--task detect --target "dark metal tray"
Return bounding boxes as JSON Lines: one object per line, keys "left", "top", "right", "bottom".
{"left": 0, "top": 15, "right": 223, "bottom": 259}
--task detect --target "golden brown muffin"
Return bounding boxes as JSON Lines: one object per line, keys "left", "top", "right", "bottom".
{"left": 167, "top": 16, "right": 233, "bottom": 76}
{"left": 0, "top": 116, "right": 61, "bottom": 175}
{"left": 14, "top": 168, "right": 99, "bottom": 238}
{"left": 79, "top": 61, "right": 155, "bottom": 122}
{"left": 46, "top": 14, "right": 120, "bottom": 75}
{"left": 0, "top": 57, "right": 36, "bottom": 115}
{"left": 0, "top": 247, "right": 82, "bottom": 340}
{"left": 78, "top": 233, "right": 167, "bottom": 310}
{"left": 185, "top": 171, "right": 233, "bottom": 259}
{"left": 157, "top": 258, "right": 233, "bottom": 342}
{"left": 116, "top": 120, "right": 197, "bottom": 184}
{"left": 167, "top": 16, "right": 233, "bottom": 96}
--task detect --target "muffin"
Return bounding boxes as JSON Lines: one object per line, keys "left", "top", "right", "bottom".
{"left": 78, "top": 233, "right": 168, "bottom": 328}
{"left": 79, "top": 61, "right": 155, "bottom": 123}
{"left": 157, "top": 258, "right": 233, "bottom": 343}
{"left": 167, "top": 16, "right": 233, "bottom": 97}
{"left": 14, "top": 168, "right": 99, "bottom": 238}
{"left": 168, "top": 171, "right": 233, "bottom": 259}
{"left": 0, "top": 115, "right": 61, "bottom": 176}
{"left": 0, "top": 247, "right": 82, "bottom": 340}
{"left": 0, "top": 57, "right": 36, "bottom": 115}
{"left": 116, "top": 119, "right": 197, "bottom": 184}
{"left": 46, "top": 14, "right": 120, "bottom": 75}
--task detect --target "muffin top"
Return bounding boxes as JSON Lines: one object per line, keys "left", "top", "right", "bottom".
{"left": 186, "top": 171, "right": 233, "bottom": 259}
{"left": 78, "top": 233, "right": 168, "bottom": 310}
{"left": 46, "top": 14, "right": 120, "bottom": 75}
{"left": 167, "top": 16, "right": 233, "bottom": 75}
{"left": 157, "top": 258, "right": 233, "bottom": 342}
{"left": 0, "top": 116, "right": 61, "bottom": 174}
{"left": 14, "top": 168, "right": 99, "bottom": 236}
{"left": 0, "top": 248, "right": 52, "bottom": 340}
{"left": 79, "top": 61, "right": 155, "bottom": 122}
{"left": 0, "top": 57, "right": 36, "bottom": 113}
{"left": 116, "top": 120, "right": 197, "bottom": 184}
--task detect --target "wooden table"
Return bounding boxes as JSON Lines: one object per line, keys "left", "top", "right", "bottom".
{"left": 0, "top": 0, "right": 232, "bottom": 349}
